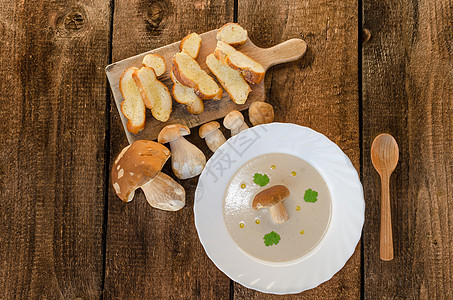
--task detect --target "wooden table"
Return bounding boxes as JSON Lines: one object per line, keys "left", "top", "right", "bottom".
{"left": 1, "top": 0, "right": 451, "bottom": 298}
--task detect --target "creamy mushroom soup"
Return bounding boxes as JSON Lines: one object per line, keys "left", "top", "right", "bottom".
{"left": 223, "top": 153, "right": 331, "bottom": 262}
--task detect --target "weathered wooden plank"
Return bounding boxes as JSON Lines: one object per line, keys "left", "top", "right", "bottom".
{"left": 104, "top": 1, "right": 234, "bottom": 298}
{"left": 362, "top": 0, "right": 452, "bottom": 298}
{"left": 0, "top": 1, "right": 110, "bottom": 298}
{"left": 234, "top": 0, "right": 361, "bottom": 298}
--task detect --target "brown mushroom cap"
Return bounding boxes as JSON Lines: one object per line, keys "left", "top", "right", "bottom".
{"left": 223, "top": 110, "right": 244, "bottom": 130}
{"left": 249, "top": 102, "right": 274, "bottom": 126}
{"left": 111, "top": 140, "right": 171, "bottom": 202}
{"left": 199, "top": 121, "right": 221, "bottom": 138}
{"left": 158, "top": 124, "right": 190, "bottom": 144}
{"left": 252, "top": 185, "right": 290, "bottom": 209}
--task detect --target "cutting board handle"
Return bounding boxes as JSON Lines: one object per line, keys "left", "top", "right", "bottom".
{"left": 258, "top": 38, "right": 307, "bottom": 70}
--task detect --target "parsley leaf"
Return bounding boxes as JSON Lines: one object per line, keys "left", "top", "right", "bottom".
{"left": 304, "top": 188, "right": 318, "bottom": 203}
{"left": 263, "top": 231, "right": 281, "bottom": 246}
{"left": 253, "top": 173, "right": 269, "bottom": 187}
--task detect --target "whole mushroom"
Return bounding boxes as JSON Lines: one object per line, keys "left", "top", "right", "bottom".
{"left": 199, "top": 121, "right": 226, "bottom": 152}
{"left": 158, "top": 124, "right": 206, "bottom": 179}
{"left": 252, "top": 185, "right": 290, "bottom": 224}
{"left": 111, "top": 140, "right": 185, "bottom": 211}
{"left": 249, "top": 102, "right": 274, "bottom": 126}
{"left": 223, "top": 110, "right": 249, "bottom": 136}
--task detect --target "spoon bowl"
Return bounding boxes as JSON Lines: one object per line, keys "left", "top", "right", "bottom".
{"left": 371, "top": 134, "right": 399, "bottom": 176}
{"left": 371, "top": 133, "right": 399, "bottom": 261}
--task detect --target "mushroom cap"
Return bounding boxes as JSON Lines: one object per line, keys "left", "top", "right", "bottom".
{"left": 111, "top": 140, "right": 171, "bottom": 202}
{"left": 252, "top": 185, "right": 290, "bottom": 209}
{"left": 158, "top": 124, "right": 190, "bottom": 144}
{"left": 249, "top": 102, "right": 274, "bottom": 126}
{"left": 199, "top": 121, "right": 221, "bottom": 138}
{"left": 223, "top": 110, "right": 244, "bottom": 130}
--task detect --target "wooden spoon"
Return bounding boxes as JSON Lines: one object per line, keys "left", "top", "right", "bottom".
{"left": 371, "top": 133, "right": 399, "bottom": 261}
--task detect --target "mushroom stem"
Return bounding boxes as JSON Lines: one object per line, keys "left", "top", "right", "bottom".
{"left": 252, "top": 185, "right": 290, "bottom": 224}
{"left": 205, "top": 130, "right": 227, "bottom": 152}
{"left": 141, "top": 172, "right": 185, "bottom": 211}
{"left": 224, "top": 110, "right": 249, "bottom": 136}
{"left": 269, "top": 202, "right": 289, "bottom": 224}
{"left": 231, "top": 123, "right": 249, "bottom": 136}
{"left": 169, "top": 137, "right": 206, "bottom": 179}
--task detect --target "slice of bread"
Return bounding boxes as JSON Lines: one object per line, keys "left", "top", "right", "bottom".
{"left": 119, "top": 67, "right": 146, "bottom": 133}
{"left": 142, "top": 54, "right": 166, "bottom": 77}
{"left": 214, "top": 41, "right": 265, "bottom": 84}
{"left": 132, "top": 67, "right": 172, "bottom": 122}
{"left": 206, "top": 54, "right": 251, "bottom": 104}
{"left": 180, "top": 33, "right": 202, "bottom": 59}
{"left": 172, "top": 51, "right": 222, "bottom": 99}
{"left": 170, "top": 71, "right": 204, "bottom": 114}
{"left": 216, "top": 23, "right": 248, "bottom": 46}
{"left": 212, "top": 88, "right": 223, "bottom": 101}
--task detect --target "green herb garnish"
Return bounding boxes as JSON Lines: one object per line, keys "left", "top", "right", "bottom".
{"left": 253, "top": 173, "right": 269, "bottom": 187}
{"left": 263, "top": 231, "right": 281, "bottom": 246}
{"left": 304, "top": 188, "right": 318, "bottom": 203}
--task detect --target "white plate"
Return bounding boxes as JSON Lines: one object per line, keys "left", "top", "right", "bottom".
{"left": 194, "top": 123, "right": 364, "bottom": 294}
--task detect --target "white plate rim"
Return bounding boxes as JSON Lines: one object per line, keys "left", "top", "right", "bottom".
{"left": 194, "top": 123, "right": 364, "bottom": 294}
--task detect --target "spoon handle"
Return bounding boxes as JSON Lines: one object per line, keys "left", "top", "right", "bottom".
{"left": 380, "top": 174, "right": 394, "bottom": 261}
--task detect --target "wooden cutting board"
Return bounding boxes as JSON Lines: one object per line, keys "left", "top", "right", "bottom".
{"left": 106, "top": 28, "right": 307, "bottom": 143}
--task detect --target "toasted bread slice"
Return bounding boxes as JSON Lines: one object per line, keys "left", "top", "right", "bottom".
{"left": 172, "top": 51, "right": 222, "bottom": 99}
{"left": 216, "top": 23, "right": 248, "bottom": 46}
{"left": 212, "top": 88, "right": 223, "bottom": 101}
{"left": 119, "top": 67, "right": 146, "bottom": 133}
{"left": 214, "top": 41, "right": 265, "bottom": 84}
{"left": 180, "top": 33, "right": 202, "bottom": 59}
{"left": 142, "top": 54, "right": 166, "bottom": 77}
{"left": 206, "top": 54, "right": 251, "bottom": 104}
{"left": 170, "top": 71, "right": 204, "bottom": 114}
{"left": 132, "top": 67, "right": 172, "bottom": 122}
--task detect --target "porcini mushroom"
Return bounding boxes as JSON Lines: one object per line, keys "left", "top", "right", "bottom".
{"left": 223, "top": 110, "right": 249, "bottom": 136}
{"left": 111, "top": 140, "right": 185, "bottom": 211}
{"left": 199, "top": 121, "right": 226, "bottom": 152}
{"left": 158, "top": 124, "right": 206, "bottom": 179}
{"left": 252, "top": 185, "right": 290, "bottom": 224}
{"left": 249, "top": 102, "right": 274, "bottom": 126}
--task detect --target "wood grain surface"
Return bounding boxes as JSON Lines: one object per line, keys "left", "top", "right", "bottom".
{"left": 0, "top": 0, "right": 110, "bottom": 298}
{"left": 362, "top": 0, "right": 453, "bottom": 298}
{"left": 103, "top": 0, "right": 234, "bottom": 298}
{"left": 1, "top": 0, "right": 452, "bottom": 299}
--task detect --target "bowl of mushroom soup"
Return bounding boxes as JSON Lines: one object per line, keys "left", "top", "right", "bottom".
{"left": 194, "top": 123, "right": 364, "bottom": 294}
